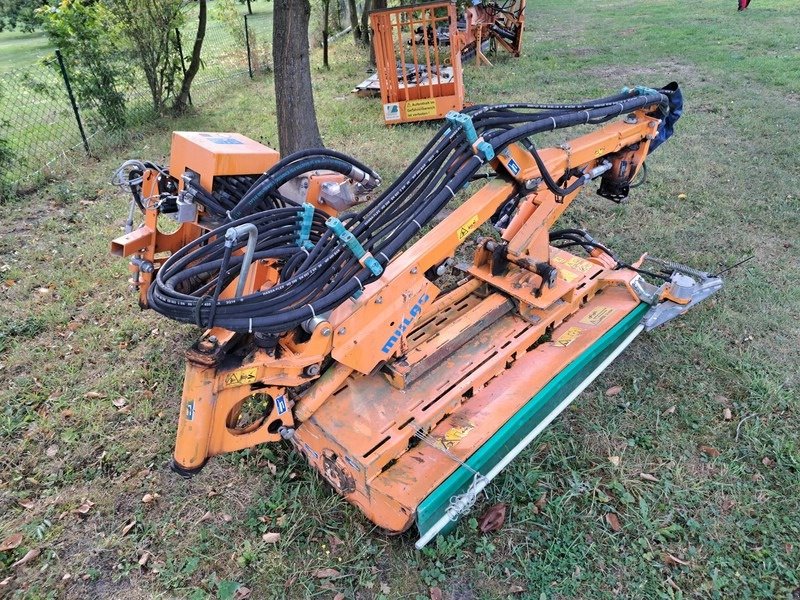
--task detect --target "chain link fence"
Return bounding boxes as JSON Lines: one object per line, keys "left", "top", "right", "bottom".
{"left": 0, "top": 13, "right": 272, "bottom": 196}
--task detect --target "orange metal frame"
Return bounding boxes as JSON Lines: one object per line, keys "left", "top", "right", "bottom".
{"left": 127, "top": 109, "right": 667, "bottom": 532}
{"left": 371, "top": 1, "right": 464, "bottom": 124}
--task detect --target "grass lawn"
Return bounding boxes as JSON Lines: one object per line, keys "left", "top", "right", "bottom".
{"left": 1, "top": 0, "right": 799, "bottom": 598}
{"left": 0, "top": 29, "right": 52, "bottom": 74}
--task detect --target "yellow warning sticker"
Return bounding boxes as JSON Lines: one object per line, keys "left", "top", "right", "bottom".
{"left": 551, "top": 255, "right": 566, "bottom": 264}
{"left": 553, "top": 326, "right": 582, "bottom": 347}
{"left": 559, "top": 269, "right": 578, "bottom": 282}
{"left": 438, "top": 425, "right": 474, "bottom": 450}
{"left": 457, "top": 214, "right": 480, "bottom": 241}
{"left": 594, "top": 147, "right": 606, "bottom": 157}
{"left": 405, "top": 98, "right": 438, "bottom": 119}
{"left": 565, "top": 256, "right": 593, "bottom": 273}
{"left": 580, "top": 306, "right": 615, "bottom": 326}
{"left": 224, "top": 367, "right": 258, "bottom": 388}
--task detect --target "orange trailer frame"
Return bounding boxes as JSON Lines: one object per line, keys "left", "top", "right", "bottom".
{"left": 371, "top": 1, "right": 464, "bottom": 124}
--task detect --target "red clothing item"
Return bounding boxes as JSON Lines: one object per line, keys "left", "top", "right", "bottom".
{"left": 739, "top": 0, "right": 751, "bottom": 10}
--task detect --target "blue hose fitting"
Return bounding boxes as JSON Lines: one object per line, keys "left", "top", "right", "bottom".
{"left": 325, "top": 217, "right": 383, "bottom": 277}
{"left": 445, "top": 111, "right": 495, "bottom": 161}
{"left": 296, "top": 203, "right": 315, "bottom": 251}
{"left": 621, "top": 85, "right": 659, "bottom": 97}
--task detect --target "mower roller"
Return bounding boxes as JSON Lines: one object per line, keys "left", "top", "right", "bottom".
{"left": 111, "top": 83, "right": 721, "bottom": 546}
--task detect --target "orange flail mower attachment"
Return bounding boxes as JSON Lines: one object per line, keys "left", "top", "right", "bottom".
{"left": 111, "top": 84, "right": 719, "bottom": 546}
{"left": 371, "top": 1, "right": 464, "bottom": 124}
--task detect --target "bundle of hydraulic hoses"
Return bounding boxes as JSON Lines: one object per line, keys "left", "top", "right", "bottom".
{"left": 148, "top": 87, "right": 672, "bottom": 334}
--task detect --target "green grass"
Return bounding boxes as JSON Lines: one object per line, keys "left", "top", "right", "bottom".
{"left": 0, "top": 29, "right": 52, "bottom": 74}
{"left": 1, "top": 0, "right": 799, "bottom": 598}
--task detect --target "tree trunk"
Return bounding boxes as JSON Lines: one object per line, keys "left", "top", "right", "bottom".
{"left": 273, "top": 0, "right": 323, "bottom": 155}
{"left": 322, "top": 0, "right": 330, "bottom": 69}
{"left": 360, "top": 0, "right": 371, "bottom": 46}
{"left": 347, "top": 0, "right": 360, "bottom": 44}
{"left": 368, "top": 0, "right": 386, "bottom": 65}
{"left": 173, "top": 0, "right": 206, "bottom": 114}
{"left": 246, "top": 0, "right": 253, "bottom": 15}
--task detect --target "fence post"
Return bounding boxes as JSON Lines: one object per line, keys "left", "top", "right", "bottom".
{"left": 175, "top": 28, "right": 193, "bottom": 106}
{"left": 244, "top": 15, "right": 254, "bottom": 78}
{"left": 55, "top": 49, "right": 90, "bottom": 156}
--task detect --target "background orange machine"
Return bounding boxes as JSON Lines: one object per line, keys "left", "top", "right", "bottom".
{"left": 371, "top": 1, "right": 464, "bottom": 124}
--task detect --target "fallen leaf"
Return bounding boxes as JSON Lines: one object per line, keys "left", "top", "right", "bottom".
{"left": 713, "top": 394, "right": 730, "bottom": 404}
{"left": 605, "top": 385, "right": 623, "bottom": 396}
{"left": 112, "top": 397, "right": 128, "bottom": 408}
{"left": 478, "top": 503, "right": 507, "bottom": 533}
{"left": 12, "top": 548, "right": 41, "bottom": 569}
{"left": 333, "top": 594, "right": 345, "bottom": 600}
{"left": 723, "top": 408, "right": 732, "bottom": 421}
{"left": 138, "top": 552, "right": 150, "bottom": 566}
{"left": 222, "top": 513, "right": 233, "bottom": 523}
{"left": 312, "top": 568, "right": 341, "bottom": 579}
{"left": 509, "top": 585, "right": 525, "bottom": 594}
{"left": 380, "top": 582, "right": 391, "bottom": 594}
{"left": 0, "top": 576, "right": 12, "bottom": 587}
{"left": 235, "top": 587, "right": 252, "bottom": 599}
{"left": 83, "top": 391, "right": 104, "bottom": 399}
{"left": 663, "top": 553, "right": 690, "bottom": 567}
{"left": 662, "top": 405, "right": 676, "bottom": 415}
{"left": 699, "top": 445, "right": 721, "bottom": 458}
{"left": 639, "top": 473, "right": 659, "bottom": 483}
{"left": 677, "top": 193, "right": 687, "bottom": 200}
{"left": 121, "top": 520, "right": 136, "bottom": 536}
{"left": 198, "top": 511, "right": 212, "bottom": 523}
{"left": 605, "top": 513, "right": 622, "bottom": 532}
{"left": 141, "top": 493, "right": 159, "bottom": 504}
{"left": 430, "top": 586, "right": 443, "bottom": 600}
{"left": 262, "top": 532, "right": 280, "bottom": 544}
{"left": 18, "top": 499, "right": 34, "bottom": 510}
{"left": 534, "top": 493, "right": 547, "bottom": 510}
{"left": 266, "top": 461, "right": 277, "bottom": 476}
{"left": 608, "top": 456, "right": 621, "bottom": 467}
{"left": 36, "top": 287, "right": 51, "bottom": 294}
{"left": 72, "top": 500, "right": 95, "bottom": 515}
{"left": 762, "top": 456, "right": 774, "bottom": 467}
{"left": 46, "top": 445, "right": 59, "bottom": 458}
{"left": 276, "top": 514, "right": 288, "bottom": 527}
{"left": 0, "top": 533, "right": 23, "bottom": 552}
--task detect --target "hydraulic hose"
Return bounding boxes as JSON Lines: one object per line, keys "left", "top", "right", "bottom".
{"left": 147, "top": 86, "right": 673, "bottom": 334}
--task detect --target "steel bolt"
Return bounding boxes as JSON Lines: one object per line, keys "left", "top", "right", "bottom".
{"left": 321, "top": 327, "right": 332, "bottom": 337}
{"left": 411, "top": 267, "right": 418, "bottom": 274}
{"left": 304, "top": 364, "right": 321, "bottom": 377}
{"left": 375, "top": 296, "right": 383, "bottom": 304}
{"left": 338, "top": 327, "right": 346, "bottom": 335}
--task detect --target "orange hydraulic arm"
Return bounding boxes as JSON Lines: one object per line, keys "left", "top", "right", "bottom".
{"left": 168, "top": 106, "right": 659, "bottom": 473}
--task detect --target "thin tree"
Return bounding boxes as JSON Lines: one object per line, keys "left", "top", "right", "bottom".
{"left": 367, "top": 0, "right": 385, "bottom": 65}
{"left": 322, "top": 0, "right": 330, "bottom": 69}
{"left": 347, "top": 0, "right": 360, "bottom": 44}
{"left": 359, "top": 0, "right": 370, "bottom": 47}
{"left": 273, "top": 0, "right": 323, "bottom": 154}
{"left": 173, "top": 0, "right": 206, "bottom": 113}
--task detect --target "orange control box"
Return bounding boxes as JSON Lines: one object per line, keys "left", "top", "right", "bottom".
{"left": 170, "top": 132, "right": 280, "bottom": 191}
